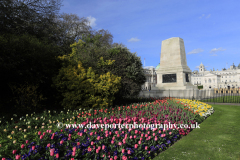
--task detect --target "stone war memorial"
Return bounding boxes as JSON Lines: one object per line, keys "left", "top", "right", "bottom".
{"left": 140, "top": 37, "right": 214, "bottom": 99}
{"left": 153, "top": 37, "right": 197, "bottom": 90}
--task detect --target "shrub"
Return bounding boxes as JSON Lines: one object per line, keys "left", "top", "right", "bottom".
{"left": 53, "top": 60, "right": 122, "bottom": 110}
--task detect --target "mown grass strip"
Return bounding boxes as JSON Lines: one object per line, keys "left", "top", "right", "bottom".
{"left": 153, "top": 104, "right": 240, "bottom": 160}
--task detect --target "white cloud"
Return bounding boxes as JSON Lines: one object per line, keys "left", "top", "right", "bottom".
{"left": 210, "top": 47, "right": 226, "bottom": 53}
{"left": 128, "top": 37, "right": 140, "bottom": 42}
{"left": 199, "top": 14, "right": 205, "bottom": 19}
{"left": 187, "top": 48, "right": 204, "bottom": 54}
{"left": 86, "top": 16, "right": 96, "bottom": 27}
{"left": 210, "top": 54, "right": 217, "bottom": 56}
{"left": 206, "top": 14, "right": 211, "bottom": 18}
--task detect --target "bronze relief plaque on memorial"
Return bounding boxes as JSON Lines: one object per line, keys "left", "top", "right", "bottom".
{"left": 162, "top": 74, "right": 177, "bottom": 83}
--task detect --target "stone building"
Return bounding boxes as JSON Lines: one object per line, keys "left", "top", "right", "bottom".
{"left": 142, "top": 62, "right": 240, "bottom": 90}
{"left": 192, "top": 62, "right": 240, "bottom": 89}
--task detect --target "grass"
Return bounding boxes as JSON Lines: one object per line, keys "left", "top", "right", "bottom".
{"left": 153, "top": 104, "right": 240, "bottom": 160}
{"left": 200, "top": 96, "right": 240, "bottom": 103}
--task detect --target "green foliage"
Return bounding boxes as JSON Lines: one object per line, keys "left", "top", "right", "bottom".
{"left": 198, "top": 85, "right": 203, "bottom": 89}
{"left": 106, "top": 46, "right": 146, "bottom": 99}
{"left": 9, "top": 82, "right": 46, "bottom": 113}
{"left": 0, "top": 33, "right": 61, "bottom": 111}
{"left": 52, "top": 59, "right": 122, "bottom": 110}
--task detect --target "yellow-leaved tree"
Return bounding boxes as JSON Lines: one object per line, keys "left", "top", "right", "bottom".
{"left": 53, "top": 58, "right": 121, "bottom": 110}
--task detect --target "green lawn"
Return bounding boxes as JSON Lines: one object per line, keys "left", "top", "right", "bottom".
{"left": 200, "top": 96, "right": 240, "bottom": 103}
{"left": 153, "top": 104, "right": 240, "bottom": 160}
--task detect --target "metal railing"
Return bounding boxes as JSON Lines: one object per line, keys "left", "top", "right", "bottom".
{"left": 138, "top": 89, "right": 240, "bottom": 103}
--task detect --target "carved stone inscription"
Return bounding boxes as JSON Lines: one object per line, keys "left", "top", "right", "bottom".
{"left": 162, "top": 74, "right": 177, "bottom": 83}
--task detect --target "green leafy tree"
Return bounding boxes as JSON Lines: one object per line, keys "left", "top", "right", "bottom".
{"left": 0, "top": 33, "right": 61, "bottom": 112}
{"left": 106, "top": 44, "right": 146, "bottom": 99}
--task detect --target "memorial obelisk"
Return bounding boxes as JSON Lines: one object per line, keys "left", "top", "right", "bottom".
{"left": 152, "top": 37, "right": 197, "bottom": 90}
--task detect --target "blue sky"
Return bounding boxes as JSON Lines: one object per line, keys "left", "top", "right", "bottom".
{"left": 59, "top": 0, "right": 240, "bottom": 71}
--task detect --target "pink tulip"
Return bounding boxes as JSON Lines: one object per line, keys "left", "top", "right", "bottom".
{"left": 68, "top": 137, "right": 71, "bottom": 140}
{"left": 102, "top": 145, "right": 106, "bottom": 150}
{"left": 60, "top": 129, "right": 63, "bottom": 132}
{"left": 56, "top": 153, "right": 59, "bottom": 158}
{"left": 134, "top": 135, "right": 136, "bottom": 139}
{"left": 140, "top": 137, "right": 143, "bottom": 141}
{"left": 145, "top": 134, "right": 148, "bottom": 138}
{"left": 47, "top": 143, "right": 51, "bottom": 147}
{"left": 109, "top": 131, "right": 112, "bottom": 135}
{"left": 135, "top": 130, "right": 138, "bottom": 134}
{"left": 127, "top": 150, "right": 131, "bottom": 154}
{"left": 72, "top": 152, "right": 76, "bottom": 156}
{"left": 169, "top": 132, "right": 172, "bottom": 135}
{"left": 80, "top": 133, "right": 83, "bottom": 136}
{"left": 40, "top": 135, "right": 43, "bottom": 139}
{"left": 50, "top": 149, "right": 55, "bottom": 156}
{"left": 134, "top": 144, "right": 138, "bottom": 148}
{"left": 110, "top": 158, "right": 113, "bottom": 160}
{"left": 145, "top": 146, "right": 148, "bottom": 150}
{"left": 32, "top": 146, "right": 35, "bottom": 150}
{"left": 73, "top": 147, "right": 76, "bottom": 152}
{"left": 77, "top": 142, "right": 80, "bottom": 146}
{"left": 138, "top": 141, "right": 141, "bottom": 145}
{"left": 114, "top": 156, "right": 118, "bottom": 160}
{"left": 71, "top": 158, "right": 74, "bottom": 160}
{"left": 159, "top": 130, "right": 161, "bottom": 133}
{"left": 90, "top": 132, "right": 93, "bottom": 136}
{"left": 122, "top": 155, "right": 127, "bottom": 160}
{"left": 117, "top": 134, "right": 120, "bottom": 137}
{"left": 153, "top": 133, "right": 155, "bottom": 136}
{"left": 105, "top": 134, "right": 109, "bottom": 137}
{"left": 21, "top": 144, "right": 25, "bottom": 149}
{"left": 111, "top": 140, "right": 114, "bottom": 144}
{"left": 96, "top": 149, "right": 99, "bottom": 153}
{"left": 88, "top": 147, "right": 92, "bottom": 152}
{"left": 141, "top": 134, "right": 144, "bottom": 137}
{"left": 122, "top": 149, "right": 125, "bottom": 153}
{"left": 49, "top": 130, "right": 52, "bottom": 133}
{"left": 84, "top": 129, "right": 87, "bottom": 133}
{"left": 12, "top": 150, "right": 17, "bottom": 154}
{"left": 15, "top": 155, "right": 21, "bottom": 160}
{"left": 148, "top": 131, "right": 150, "bottom": 134}
{"left": 97, "top": 136, "right": 100, "bottom": 140}
{"left": 2, "top": 158, "right": 6, "bottom": 160}
{"left": 26, "top": 140, "right": 29, "bottom": 144}
{"left": 98, "top": 146, "right": 101, "bottom": 150}
{"left": 130, "top": 136, "right": 132, "bottom": 139}
{"left": 101, "top": 129, "right": 103, "bottom": 132}
{"left": 112, "top": 137, "right": 115, "bottom": 140}
{"left": 38, "top": 131, "right": 41, "bottom": 135}
{"left": 115, "top": 131, "right": 118, "bottom": 134}
{"left": 91, "top": 141, "right": 94, "bottom": 145}
{"left": 60, "top": 140, "right": 64, "bottom": 144}
{"left": 43, "top": 132, "right": 46, "bottom": 136}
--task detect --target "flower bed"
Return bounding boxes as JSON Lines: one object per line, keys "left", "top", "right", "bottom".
{"left": 0, "top": 98, "right": 214, "bottom": 160}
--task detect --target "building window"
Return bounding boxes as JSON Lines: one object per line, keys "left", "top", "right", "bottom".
{"left": 205, "top": 80, "right": 207, "bottom": 83}
{"left": 208, "top": 79, "right": 211, "bottom": 83}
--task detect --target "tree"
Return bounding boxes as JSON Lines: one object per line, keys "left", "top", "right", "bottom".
{"left": 52, "top": 59, "right": 122, "bottom": 110}
{"left": 106, "top": 45, "right": 146, "bottom": 99}
{"left": 0, "top": 33, "right": 62, "bottom": 112}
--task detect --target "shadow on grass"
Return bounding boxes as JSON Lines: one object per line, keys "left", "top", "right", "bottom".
{"left": 153, "top": 105, "right": 240, "bottom": 160}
